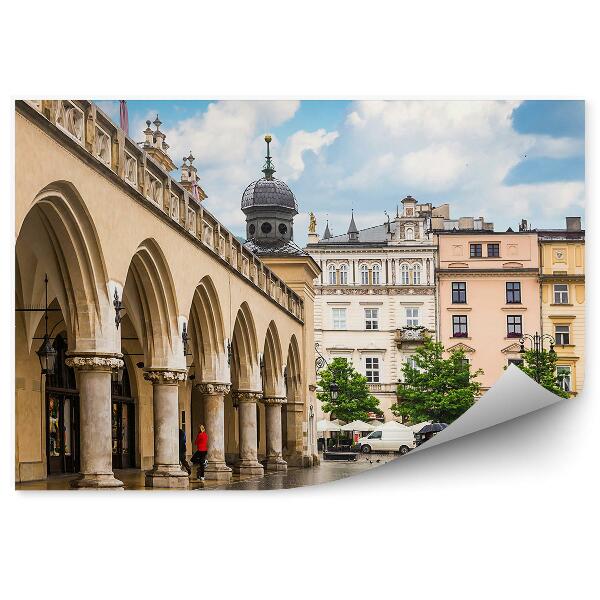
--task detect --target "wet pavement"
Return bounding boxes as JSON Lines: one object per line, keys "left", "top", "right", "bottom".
{"left": 15, "top": 452, "right": 400, "bottom": 491}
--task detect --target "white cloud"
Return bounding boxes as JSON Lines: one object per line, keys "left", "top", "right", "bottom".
{"left": 281, "top": 129, "right": 339, "bottom": 180}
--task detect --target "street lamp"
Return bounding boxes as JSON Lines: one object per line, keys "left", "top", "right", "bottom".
{"left": 519, "top": 331, "right": 556, "bottom": 383}
{"left": 329, "top": 381, "right": 339, "bottom": 401}
{"left": 36, "top": 274, "right": 57, "bottom": 376}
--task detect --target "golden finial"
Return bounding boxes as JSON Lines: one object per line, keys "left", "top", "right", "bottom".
{"left": 264, "top": 134, "right": 272, "bottom": 143}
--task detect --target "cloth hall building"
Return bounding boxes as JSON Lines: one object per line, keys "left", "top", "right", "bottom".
{"left": 15, "top": 100, "right": 320, "bottom": 487}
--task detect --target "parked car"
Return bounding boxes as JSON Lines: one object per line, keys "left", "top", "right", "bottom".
{"left": 357, "top": 427, "right": 416, "bottom": 455}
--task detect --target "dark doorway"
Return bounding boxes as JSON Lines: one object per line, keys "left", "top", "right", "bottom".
{"left": 111, "top": 365, "right": 136, "bottom": 469}
{"left": 45, "top": 334, "right": 80, "bottom": 475}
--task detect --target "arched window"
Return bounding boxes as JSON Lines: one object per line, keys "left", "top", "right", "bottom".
{"left": 372, "top": 263, "right": 381, "bottom": 285}
{"left": 405, "top": 227, "right": 414, "bottom": 240}
{"left": 328, "top": 264, "right": 337, "bottom": 285}
{"left": 412, "top": 263, "right": 421, "bottom": 285}
{"left": 339, "top": 264, "right": 348, "bottom": 285}
{"left": 401, "top": 263, "right": 410, "bottom": 285}
{"left": 360, "top": 264, "right": 369, "bottom": 285}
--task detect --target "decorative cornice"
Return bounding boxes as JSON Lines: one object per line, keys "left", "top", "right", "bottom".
{"left": 234, "top": 390, "right": 263, "bottom": 403}
{"left": 195, "top": 382, "right": 231, "bottom": 395}
{"left": 143, "top": 369, "right": 187, "bottom": 385}
{"left": 65, "top": 354, "right": 123, "bottom": 372}
{"left": 262, "top": 396, "right": 287, "bottom": 405}
{"left": 446, "top": 342, "right": 476, "bottom": 353}
{"left": 316, "top": 286, "right": 435, "bottom": 296}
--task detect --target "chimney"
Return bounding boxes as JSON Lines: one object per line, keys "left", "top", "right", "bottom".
{"left": 566, "top": 216, "right": 581, "bottom": 231}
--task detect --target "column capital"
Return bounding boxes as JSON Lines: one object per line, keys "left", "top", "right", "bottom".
{"left": 143, "top": 369, "right": 187, "bottom": 385}
{"left": 65, "top": 353, "right": 123, "bottom": 372}
{"left": 234, "top": 390, "right": 263, "bottom": 404}
{"left": 262, "top": 396, "right": 287, "bottom": 405}
{"left": 194, "top": 382, "right": 231, "bottom": 396}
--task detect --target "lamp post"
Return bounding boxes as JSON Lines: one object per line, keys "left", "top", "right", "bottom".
{"left": 519, "top": 332, "right": 556, "bottom": 383}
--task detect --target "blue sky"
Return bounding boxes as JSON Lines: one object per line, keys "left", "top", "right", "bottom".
{"left": 96, "top": 99, "right": 584, "bottom": 245}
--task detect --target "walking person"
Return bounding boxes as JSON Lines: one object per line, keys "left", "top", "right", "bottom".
{"left": 179, "top": 426, "right": 191, "bottom": 475}
{"left": 193, "top": 424, "right": 208, "bottom": 481}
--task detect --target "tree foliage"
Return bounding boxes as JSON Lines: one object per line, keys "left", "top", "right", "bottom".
{"left": 515, "top": 348, "right": 569, "bottom": 398}
{"left": 317, "top": 357, "right": 382, "bottom": 422}
{"left": 391, "top": 338, "right": 483, "bottom": 424}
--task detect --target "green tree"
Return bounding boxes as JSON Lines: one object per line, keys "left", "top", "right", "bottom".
{"left": 391, "top": 337, "right": 483, "bottom": 424}
{"left": 515, "top": 349, "right": 569, "bottom": 398}
{"left": 317, "top": 357, "right": 382, "bottom": 422}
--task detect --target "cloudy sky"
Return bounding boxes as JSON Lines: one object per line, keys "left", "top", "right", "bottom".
{"left": 96, "top": 100, "right": 584, "bottom": 246}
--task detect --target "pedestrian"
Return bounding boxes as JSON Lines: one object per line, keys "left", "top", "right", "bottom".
{"left": 179, "top": 426, "right": 191, "bottom": 475}
{"left": 193, "top": 424, "right": 208, "bottom": 481}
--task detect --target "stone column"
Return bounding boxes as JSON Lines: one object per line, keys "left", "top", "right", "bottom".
{"left": 65, "top": 354, "right": 124, "bottom": 489}
{"left": 144, "top": 369, "right": 189, "bottom": 488}
{"left": 263, "top": 397, "right": 288, "bottom": 471}
{"left": 233, "top": 391, "right": 264, "bottom": 476}
{"left": 195, "top": 382, "right": 232, "bottom": 481}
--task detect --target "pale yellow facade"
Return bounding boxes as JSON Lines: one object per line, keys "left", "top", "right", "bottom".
{"left": 539, "top": 224, "right": 585, "bottom": 395}
{"left": 15, "top": 100, "right": 319, "bottom": 487}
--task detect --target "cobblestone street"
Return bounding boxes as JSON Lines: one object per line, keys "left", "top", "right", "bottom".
{"left": 15, "top": 453, "right": 400, "bottom": 491}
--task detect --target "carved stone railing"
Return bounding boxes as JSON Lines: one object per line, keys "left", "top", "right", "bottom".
{"left": 394, "top": 327, "right": 432, "bottom": 348}
{"left": 22, "top": 100, "right": 304, "bottom": 323}
{"left": 367, "top": 382, "right": 397, "bottom": 393}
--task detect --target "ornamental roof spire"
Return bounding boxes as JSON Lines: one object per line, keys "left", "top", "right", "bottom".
{"left": 262, "top": 135, "right": 276, "bottom": 180}
{"left": 323, "top": 220, "right": 332, "bottom": 239}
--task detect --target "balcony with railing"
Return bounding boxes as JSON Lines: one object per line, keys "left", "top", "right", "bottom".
{"left": 394, "top": 326, "right": 432, "bottom": 348}
{"left": 20, "top": 100, "right": 304, "bottom": 323}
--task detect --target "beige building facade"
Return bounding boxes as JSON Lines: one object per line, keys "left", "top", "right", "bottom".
{"left": 305, "top": 197, "right": 494, "bottom": 420}
{"left": 15, "top": 100, "right": 319, "bottom": 487}
{"left": 538, "top": 218, "right": 585, "bottom": 395}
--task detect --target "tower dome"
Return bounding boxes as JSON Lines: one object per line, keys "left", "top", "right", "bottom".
{"left": 242, "top": 135, "right": 298, "bottom": 246}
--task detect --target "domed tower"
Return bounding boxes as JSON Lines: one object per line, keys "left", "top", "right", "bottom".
{"left": 242, "top": 135, "right": 298, "bottom": 248}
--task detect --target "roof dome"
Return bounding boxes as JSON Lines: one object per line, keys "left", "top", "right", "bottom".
{"left": 241, "top": 177, "right": 298, "bottom": 213}
{"left": 241, "top": 134, "right": 298, "bottom": 214}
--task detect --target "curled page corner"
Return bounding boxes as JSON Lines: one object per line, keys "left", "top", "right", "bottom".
{"left": 412, "top": 364, "right": 565, "bottom": 453}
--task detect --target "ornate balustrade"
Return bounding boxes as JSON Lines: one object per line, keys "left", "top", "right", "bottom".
{"left": 394, "top": 327, "right": 432, "bottom": 348}
{"left": 23, "top": 100, "right": 304, "bottom": 323}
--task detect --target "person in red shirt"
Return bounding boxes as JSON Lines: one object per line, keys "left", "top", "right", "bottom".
{"left": 193, "top": 424, "right": 208, "bottom": 481}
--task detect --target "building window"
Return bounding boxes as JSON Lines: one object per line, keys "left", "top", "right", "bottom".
{"left": 412, "top": 263, "right": 421, "bottom": 285}
{"left": 405, "top": 227, "right": 414, "bottom": 240}
{"left": 506, "top": 282, "right": 521, "bottom": 304}
{"left": 365, "top": 357, "right": 380, "bottom": 383}
{"left": 470, "top": 243, "right": 482, "bottom": 258}
{"left": 406, "top": 307, "right": 420, "bottom": 327}
{"left": 487, "top": 243, "right": 500, "bottom": 257}
{"left": 372, "top": 264, "right": 381, "bottom": 285}
{"left": 360, "top": 264, "right": 369, "bottom": 285}
{"left": 365, "top": 308, "right": 379, "bottom": 330}
{"left": 401, "top": 263, "right": 410, "bottom": 285}
{"left": 328, "top": 265, "right": 336, "bottom": 285}
{"left": 332, "top": 308, "right": 347, "bottom": 330}
{"left": 556, "top": 365, "right": 572, "bottom": 392}
{"left": 452, "top": 315, "right": 468, "bottom": 337}
{"left": 554, "top": 284, "right": 569, "bottom": 304}
{"left": 508, "top": 358, "right": 524, "bottom": 367}
{"left": 507, "top": 315, "right": 523, "bottom": 337}
{"left": 406, "top": 356, "right": 418, "bottom": 370}
{"left": 452, "top": 282, "right": 467, "bottom": 304}
{"left": 555, "top": 325, "right": 570, "bottom": 345}
{"left": 339, "top": 264, "right": 348, "bottom": 285}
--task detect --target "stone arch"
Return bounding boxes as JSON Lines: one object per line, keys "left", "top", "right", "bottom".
{"left": 231, "top": 301, "right": 259, "bottom": 390}
{"left": 262, "top": 321, "right": 284, "bottom": 398}
{"left": 188, "top": 275, "right": 227, "bottom": 382}
{"left": 285, "top": 334, "right": 302, "bottom": 400}
{"left": 122, "top": 238, "right": 183, "bottom": 369}
{"left": 15, "top": 181, "right": 114, "bottom": 353}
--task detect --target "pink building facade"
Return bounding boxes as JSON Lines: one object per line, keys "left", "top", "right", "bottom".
{"left": 436, "top": 232, "right": 540, "bottom": 390}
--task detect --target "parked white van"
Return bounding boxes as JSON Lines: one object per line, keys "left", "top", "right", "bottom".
{"left": 357, "top": 422, "right": 416, "bottom": 455}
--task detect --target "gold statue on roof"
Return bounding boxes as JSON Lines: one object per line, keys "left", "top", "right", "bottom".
{"left": 309, "top": 211, "right": 317, "bottom": 233}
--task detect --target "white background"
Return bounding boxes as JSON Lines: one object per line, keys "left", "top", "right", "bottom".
{"left": 1, "top": 1, "right": 598, "bottom": 598}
